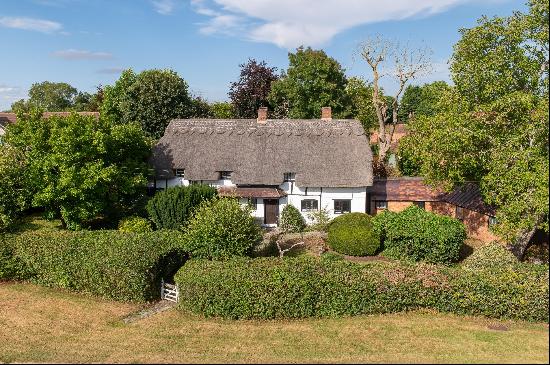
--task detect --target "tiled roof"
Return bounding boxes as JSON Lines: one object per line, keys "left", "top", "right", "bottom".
{"left": 368, "top": 177, "right": 443, "bottom": 201}
{"left": 442, "top": 182, "right": 496, "bottom": 216}
{"left": 218, "top": 186, "right": 287, "bottom": 198}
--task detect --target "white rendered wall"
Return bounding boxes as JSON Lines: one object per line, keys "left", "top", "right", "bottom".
{"left": 153, "top": 177, "right": 368, "bottom": 225}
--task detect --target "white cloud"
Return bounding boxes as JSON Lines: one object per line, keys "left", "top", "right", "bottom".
{"left": 0, "top": 16, "right": 62, "bottom": 33}
{"left": 0, "top": 85, "right": 26, "bottom": 110}
{"left": 190, "top": 0, "right": 476, "bottom": 48}
{"left": 52, "top": 49, "right": 113, "bottom": 60}
{"left": 152, "top": 0, "right": 177, "bottom": 15}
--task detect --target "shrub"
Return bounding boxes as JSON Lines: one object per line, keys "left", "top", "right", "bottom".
{"left": 462, "top": 242, "right": 518, "bottom": 270}
{"left": 175, "top": 256, "right": 549, "bottom": 321}
{"left": 183, "top": 197, "right": 262, "bottom": 259}
{"left": 327, "top": 213, "right": 380, "bottom": 256}
{"left": 280, "top": 204, "right": 306, "bottom": 233}
{"left": 375, "top": 205, "right": 466, "bottom": 264}
{"left": 146, "top": 184, "right": 217, "bottom": 230}
{"left": 118, "top": 216, "right": 153, "bottom": 233}
{"left": 9, "top": 230, "right": 186, "bottom": 302}
{"left": 306, "top": 206, "right": 332, "bottom": 232}
{"left": 0, "top": 234, "right": 31, "bottom": 280}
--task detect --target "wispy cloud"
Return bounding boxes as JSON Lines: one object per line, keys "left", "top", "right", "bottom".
{"left": 0, "top": 85, "right": 26, "bottom": 109}
{"left": 190, "top": 0, "right": 478, "bottom": 49}
{"left": 151, "top": 0, "right": 178, "bottom": 15}
{"left": 52, "top": 49, "right": 113, "bottom": 60}
{"left": 97, "top": 67, "right": 125, "bottom": 74}
{"left": 0, "top": 16, "right": 62, "bottom": 33}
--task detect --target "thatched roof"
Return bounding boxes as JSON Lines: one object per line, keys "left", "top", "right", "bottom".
{"left": 151, "top": 118, "right": 373, "bottom": 188}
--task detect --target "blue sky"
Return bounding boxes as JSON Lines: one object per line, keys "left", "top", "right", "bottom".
{"left": 0, "top": 0, "right": 526, "bottom": 111}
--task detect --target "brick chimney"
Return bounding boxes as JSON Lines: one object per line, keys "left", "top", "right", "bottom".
{"left": 257, "top": 107, "right": 268, "bottom": 123}
{"left": 321, "top": 106, "right": 332, "bottom": 121}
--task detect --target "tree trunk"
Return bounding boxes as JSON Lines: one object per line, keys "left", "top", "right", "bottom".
{"left": 508, "top": 225, "right": 539, "bottom": 260}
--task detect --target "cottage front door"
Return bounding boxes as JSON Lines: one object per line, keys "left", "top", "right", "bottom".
{"left": 264, "top": 199, "right": 279, "bottom": 225}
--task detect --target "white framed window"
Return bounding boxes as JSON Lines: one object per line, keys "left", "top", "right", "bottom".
{"left": 220, "top": 171, "right": 232, "bottom": 180}
{"left": 375, "top": 200, "right": 388, "bottom": 210}
{"left": 301, "top": 199, "right": 318, "bottom": 212}
{"left": 488, "top": 216, "right": 498, "bottom": 227}
{"left": 174, "top": 169, "right": 185, "bottom": 178}
{"left": 247, "top": 198, "right": 258, "bottom": 211}
{"left": 334, "top": 199, "right": 351, "bottom": 214}
{"left": 284, "top": 172, "right": 296, "bottom": 182}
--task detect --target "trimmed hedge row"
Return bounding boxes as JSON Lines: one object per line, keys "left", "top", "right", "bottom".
{"left": 373, "top": 206, "right": 466, "bottom": 264}
{"left": 1, "top": 230, "right": 186, "bottom": 302}
{"left": 327, "top": 213, "right": 380, "bottom": 256}
{"left": 175, "top": 256, "right": 549, "bottom": 322}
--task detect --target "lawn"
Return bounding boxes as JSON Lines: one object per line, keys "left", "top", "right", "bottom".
{"left": 0, "top": 282, "right": 548, "bottom": 364}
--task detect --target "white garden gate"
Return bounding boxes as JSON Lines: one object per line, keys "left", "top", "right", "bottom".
{"left": 160, "top": 279, "right": 179, "bottom": 303}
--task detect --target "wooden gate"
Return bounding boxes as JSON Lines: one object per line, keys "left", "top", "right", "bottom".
{"left": 161, "top": 279, "right": 179, "bottom": 302}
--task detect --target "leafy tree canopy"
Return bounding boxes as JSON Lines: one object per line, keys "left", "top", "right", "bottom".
{"left": 101, "top": 69, "right": 192, "bottom": 139}
{"left": 268, "top": 47, "right": 349, "bottom": 119}
{"left": 228, "top": 59, "right": 279, "bottom": 118}
{"left": 4, "top": 111, "right": 153, "bottom": 230}
{"left": 398, "top": 81, "right": 452, "bottom": 122}
{"left": 399, "top": 0, "right": 549, "bottom": 257}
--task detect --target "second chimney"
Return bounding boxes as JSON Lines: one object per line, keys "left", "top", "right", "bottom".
{"left": 321, "top": 106, "right": 332, "bottom": 121}
{"left": 257, "top": 107, "right": 268, "bottom": 123}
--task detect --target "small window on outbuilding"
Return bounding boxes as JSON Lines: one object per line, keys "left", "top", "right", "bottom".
{"left": 488, "top": 216, "right": 498, "bottom": 228}
{"left": 414, "top": 201, "right": 425, "bottom": 209}
{"left": 301, "top": 199, "right": 318, "bottom": 212}
{"left": 455, "top": 206, "right": 464, "bottom": 221}
{"left": 284, "top": 172, "right": 296, "bottom": 182}
{"left": 375, "top": 200, "right": 388, "bottom": 210}
{"left": 174, "top": 169, "right": 185, "bottom": 178}
{"left": 220, "top": 171, "right": 232, "bottom": 180}
{"left": 334, "top": 199, "right": 351, "bottom": 214}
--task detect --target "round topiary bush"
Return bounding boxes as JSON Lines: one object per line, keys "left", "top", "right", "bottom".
{"left": 462, "top": 242, "right": 518, "bottom": 270}
{"left": 183, "top": 197, "right": 263, "bottom": 259}
{"left": 280, "top": 204, "right": 306, "bottom": 233}
{"left": 327, "top": 213, "right": 380, "bottom": 256}
{"left": 118, "top": 216, "right": 153, "bottom": 233}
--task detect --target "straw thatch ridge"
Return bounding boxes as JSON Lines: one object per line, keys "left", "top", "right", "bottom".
{"left": 151, "top": 118, "right": 373, "bottom": 188}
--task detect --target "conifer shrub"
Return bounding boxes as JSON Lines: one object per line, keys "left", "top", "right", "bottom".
{"left": 280, "top": 204, "right": 306, "bottom": 233}
{"left": 146, "top": 184, "right": 217, "bottom": 230}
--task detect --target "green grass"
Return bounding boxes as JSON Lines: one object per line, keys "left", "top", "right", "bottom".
{"left": 0, "top": 282, "right": 548, "bottom": 364}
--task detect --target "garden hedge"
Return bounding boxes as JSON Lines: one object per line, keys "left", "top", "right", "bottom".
{"left": 3, "top": 230, "right": 186, "bottom": 302}
{"left": 373, "top": 206, "right": 466, "bottom": 264}
{"left": 280, "top": 204, "right": 306, "bottom": 233}
{"left": 175, "top": 256, "right": 549, "bottom": 322}
{"left": 327, "top": 213, "right": 380, "bottom": 256}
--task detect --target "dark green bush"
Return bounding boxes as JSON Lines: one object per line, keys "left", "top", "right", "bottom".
{"left": 175, "top": 256, "right": 548, "bottom": 322}
{"left": 462, "top": 242, "right": 518, "bottom": 270}
{"left": 0, "top": 234, "right": 31, "bottom": 280}
{"left": 183, "top": 197, "right": 263, "bottom": 259}
{"left": 9, "top": 230, "right": 186, "bottom": 302}
{"left": 280, "top": 204, "right": 306, "bottom": 233}
{"left": 327, "top": 213, "right": 380, "bottom": 256}
{"left": 374, "top": 205, "right": 466, "bottom": 264}
{"left": 118, "top": 216, "right": 153, "bottom": 233}
{"left": 146, "top": 184, "right": 217, "bottom": 230}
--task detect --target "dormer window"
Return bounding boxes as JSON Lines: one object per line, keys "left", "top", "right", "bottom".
{"left": 220, "top": 171, "right": 232, "bottom": 180}
{"left": 174, "top": 169, "right": 185, "bottom": 178}
{"left": 284, "top": 172, "right": 296, "bottom": 182}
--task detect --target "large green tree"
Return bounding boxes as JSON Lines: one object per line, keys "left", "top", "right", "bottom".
{"left": 101, "top": 69, "right": 192, "bottom": 138}
{"left": 0, "top": 145, "right": 30, "bottom": 230}
{"left": 268, "top": 47, "right": 349, "bottom": 119}
{"left": 399, "top": 0, "right": 549, "bottom": 258}
{"left": 4, "top": 111, "right": 152, "bottom": 230}
{"left": 398, "top": 81, "right": 452, "bottom": 122}
{"left": 344, "top": 77, "right": 378, "bottom": 132}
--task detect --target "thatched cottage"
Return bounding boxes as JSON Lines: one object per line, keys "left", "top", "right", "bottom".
{"left": 150, "top": 107, "right": 374, "bottom": 226}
